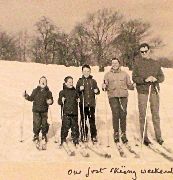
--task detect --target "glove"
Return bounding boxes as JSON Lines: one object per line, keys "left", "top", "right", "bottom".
{"left": 47, "top": 99, "right": 52, "bottom": 105}
{"left": 80, "top": 86, "right": 84, "bottom": 91}
{"left": 94, "top": 89, "right": 98, "bottom": 94}
{"left": 102, "top": 83, "right": 107, "bottom": 91}
{"left": 132, "top": 83, "right": 136, "bottom": 88}
{"left": 145, "top": 76, "right": 153, "bottom": 82}
{"left": 145, "top": 76, "right": 157, "bottom": 82}
{"left": 152, "top": 77, "right": 157, "bottom": 82}
{"left": 23, "top": 90, "right": 27, "bottom": 98}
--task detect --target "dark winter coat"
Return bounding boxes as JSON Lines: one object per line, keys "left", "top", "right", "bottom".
{"left": 132, "top": 57, "right": 164, "bottom": 94}
{"left": 58, "top": 84, "right": 79, "bottom": 115}
{"left": 76, "top": 75, "right": 100, "bottom": 107}
{"left": 25, "top": 86, "right": 53, "bottom": 112}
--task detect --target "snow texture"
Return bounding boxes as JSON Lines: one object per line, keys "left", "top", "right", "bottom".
{"left": 0, "top": 60, "right": 173, "bottom": 163}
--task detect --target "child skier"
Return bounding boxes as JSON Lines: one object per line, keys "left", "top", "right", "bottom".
{"left": 58, "top": 76, "right": 80, "bottom": 146}
{"left": 76, "top": 64, "right": 100, "bottom": 143}
{"left": 102, "top": 58, "right": 135, "bottom": 144}
{"left": 23, "top": 76, "right": 53, "bottom": 145}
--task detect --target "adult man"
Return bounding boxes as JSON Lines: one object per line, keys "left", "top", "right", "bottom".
{"left": 132, "top": 43, "right": 165, "bottom": 146}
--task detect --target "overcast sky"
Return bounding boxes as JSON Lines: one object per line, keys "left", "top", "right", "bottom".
{"left": 0, "top": 0, "right": 173, "bottom": 57}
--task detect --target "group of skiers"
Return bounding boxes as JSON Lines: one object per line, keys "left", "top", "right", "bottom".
{"left": 23, "top": 43, "right": 165, "bottom": 148}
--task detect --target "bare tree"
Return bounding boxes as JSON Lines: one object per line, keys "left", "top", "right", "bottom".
{"left": 34, "top": 16, "right": 57, "bottom": 64}
{"left": 16, "top": 30, "right": 30, "bottom": 62}
{"left": 0, "top": 31, "right": 18, "bottom": 60}
{"left": 114, "top": 19, "right": 151, "bottom": 69}
{"left": 70, "top": 24, "right": 91, "bottom": 66}
{"left": 149, "top": 37, "right": 165, "bottom": 49}
{"left": 74, "top": 9, "right": 122, "bottom": 71}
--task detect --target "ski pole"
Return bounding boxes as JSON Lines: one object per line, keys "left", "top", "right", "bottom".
{"left": 141, "top": 85, "right": 152, "bottom": 149}
{"left": 82, "top": 91, "right": 87, "bottom": 142}
{"left": 104, "top": 91, "right": 110, "bottom": 148}
{"left": 49, "top": 107, "right": 58, "bottom": 143}
{"left": 20, "top": 95, "right": 26, "bottom": 143}
{"left": 77, "top": 98, "right": 84, "bottom": 142}
{"left": 133, "top": 88, "right": 141, "bottom": 144}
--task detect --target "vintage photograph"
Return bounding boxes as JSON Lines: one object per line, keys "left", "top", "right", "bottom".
{"left": 0, "top": 0, "right": 173, "bottom": 179}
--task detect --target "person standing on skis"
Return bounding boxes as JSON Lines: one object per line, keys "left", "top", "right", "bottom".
{"left": 58, "top": 76, "right": 80, "bottom": 146}
{"left": 76, "top": 64, "right": 100, "bottom": 143}
{"left": 102, "top": 58, "right": 135, "bottom": 144}
{"left": 132, "top": 43, "right": 165, "bottom": 146}
{"left": 23, "top": 76, "right": 53, "bottom": 143}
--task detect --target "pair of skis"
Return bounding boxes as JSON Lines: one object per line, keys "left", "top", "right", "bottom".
{"left": 86, "top": 142, "right": 111, "bottom": 158}
{"left": 115, "top": 142, "right": 140, "bottom": 158}
{"left": 60, "top": 142, "right": 89, "bottom": 157}
{"left": 61, "top": 141, "right": 112, "bottom": 158}
{"left": 135, "top": 137, "right": 173, "bottom": 162}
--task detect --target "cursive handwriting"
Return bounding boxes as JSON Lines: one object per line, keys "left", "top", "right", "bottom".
{"left": 110, "top": 166, "right": 137, "bottom": 180}
{"left": 67, "top": 166, "right": 173, "bottom": 179}
{"left": 141, "top": 167, "right": 173, "bottom": 174}
{"left": 85, "top": 167, "right": 107, "bottom": 177}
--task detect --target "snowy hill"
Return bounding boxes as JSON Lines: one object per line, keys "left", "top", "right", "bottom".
{"left": 0, "top": 60, "right": 173, "bottom": 178}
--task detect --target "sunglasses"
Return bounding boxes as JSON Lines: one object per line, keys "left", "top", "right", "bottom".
{"left": 140, "top": 50, "right": 148, "bottom": 54}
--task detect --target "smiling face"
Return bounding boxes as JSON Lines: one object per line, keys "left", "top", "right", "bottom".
{"left": 65, "top": 78, "right": 73, "bottom": 88}
{"left": 39, "top": 77, "right": 47, "bottom": 89}
{"left": 82, "top": 67, "right": 91, "bottom": 78}
{"left": 111, "top": 59, "right": 120, "bottom": 70}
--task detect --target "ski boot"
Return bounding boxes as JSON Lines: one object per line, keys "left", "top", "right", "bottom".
{"left": 114, "top": 132, "right": 120, "bottom": 143}
{"left": 157, "top": 138, "right": 164, "bottom": 145}
{"left": 121, "top": 133, "right": 128, "bottom": 144}
{"left": 42, "top": 135, "right": 47, "bottom": 150}
{"left": 143, "top": 138, "right": 152, "bottom": 146}
{"left": 33, "top": 134, "right": 39, "bottom": 142}
{"left": 91, "top": 137, "right": 98, "bottom": 144}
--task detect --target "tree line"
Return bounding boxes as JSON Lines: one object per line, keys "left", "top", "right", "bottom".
{"left": 0, "top": 8, "right": 171, "bottom": 71}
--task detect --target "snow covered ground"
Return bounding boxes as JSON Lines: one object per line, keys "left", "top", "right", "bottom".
{"left": 0, "top": 60, "right": 173, "bottom": 179}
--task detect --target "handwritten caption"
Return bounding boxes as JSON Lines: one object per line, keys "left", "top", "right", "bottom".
{"left": 67, "top": 166, "right": 173, "bottom": 180}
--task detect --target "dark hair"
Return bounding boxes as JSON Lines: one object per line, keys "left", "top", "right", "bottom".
{"left": 111, "top": 57, "right": 120, "bottom": 64}
{"left": 64, "top": 76, "right": 73, "bottom": 83}
{"left": 139, "top": 43, "right": 150, "bottom": 50}
{"left": 82, "top": 64, "right": 91, "bottom": 71}
{"left": 39, "top": 76, "right": 47, "bottom": 84}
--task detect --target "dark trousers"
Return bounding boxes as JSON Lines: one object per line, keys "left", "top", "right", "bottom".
{"left": 109, "top": 97, "right": 128, "bottom": 134}
{"left": 138, "top": 93, "right": 162, "bottom": 141}
{"left": 33, "top": 112, "right": 49, "bottom": 136}
{"left": 79, "top": 106, "right": 97, "bottom": 140}
{"left": 61, "top": 114, "right": 79, "bottom": 144}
